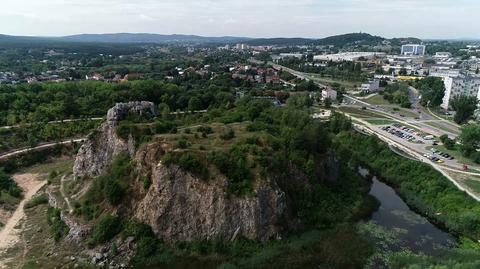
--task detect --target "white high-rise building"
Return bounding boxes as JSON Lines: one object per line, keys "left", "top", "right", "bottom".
{"left": 401, "top": 44, "right": 426, "bottom": 56}
{"left": 441, "top": 75, "right": 480, "bottom": 109}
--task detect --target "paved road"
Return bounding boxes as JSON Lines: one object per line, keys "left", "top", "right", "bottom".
{"left": 0, "top": 118, "right": 104, "bottom": 130}
{"left": 0, "top": 139, "right": 85, "bottom": 160}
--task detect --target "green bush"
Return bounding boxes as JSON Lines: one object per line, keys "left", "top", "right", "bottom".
{"left": 154, "top": 120, "right": 176, "bottom": 134}
{"left": 0, "top": 169, "right": 22, "bottom": 198}
{"left": 24, "top": 193, "right": 48, "bottom": 209}
{"left": 209, "top": 150, "right": 253, "bottom": 196}
{"left": 178, "top": 153, "right": 209, "bottom": 180}
{"left": 176, "top": 139, "right": 190, "bottom": 149}
{"left": 103, "top": 178, "right": 124, "bottom": 205}
{"left": 220, "top": 129, "right": 236, "bottom": 140}
{"left": 47, "top": 207, "right": 69, "bottom": 242}
{"left": 197, "top": 126, "right": 214, "bottom": 136}
{"left": 143, "top": 175, "right": 152, "bottom": 190}
{"left": 161, "top": 152, "right": 208, "bottom": 180}
{"left": 90, "top": 214, "right": 122, "bottom": 245}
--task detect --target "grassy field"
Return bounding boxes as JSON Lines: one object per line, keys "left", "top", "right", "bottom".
{"left": 363, "top": 119, "right": 399, "bottom": 126}
{"left": 20, "top": 158, "right": 74, "bottom": 175}
{"left": 424, "top": 121, "right": 459, "bottom": 135}
{"left": 160, "top": 122, "right": 254, "bottom": 152}
{"left": 337, "top": 107, "right": 388, "bottom": 119}
{"left": 364, "top": 94, "right": 391, "bottom": 106}
{"left": 464, "top": 178, "right": 480, "bottom": 194}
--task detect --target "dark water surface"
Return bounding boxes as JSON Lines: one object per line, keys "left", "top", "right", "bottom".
{"left": 367, "top": 176, "right": 456, "bottom": 255}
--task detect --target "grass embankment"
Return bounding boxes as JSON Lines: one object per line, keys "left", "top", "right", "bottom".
{"left": 365, "top": 94, "right": 390, "bottom": 106}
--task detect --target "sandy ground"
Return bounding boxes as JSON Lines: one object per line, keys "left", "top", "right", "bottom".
{"left": 0, "top": 173, "right": 46, "bottom": 268}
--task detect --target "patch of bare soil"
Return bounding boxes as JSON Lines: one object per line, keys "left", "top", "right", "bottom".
{"left": 0, "top": 173, "right": 46, "bottom": 268}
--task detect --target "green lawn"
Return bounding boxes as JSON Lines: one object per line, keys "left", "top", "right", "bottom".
{"left": 424, "top": 121, "right": 459, "bottom": 135}
{"left": 364, "top": 119, "right": 399, "bottom": 126}
{"left": 337, "top": 107, "right": 388, "bottom": 119}
{"left": 21, "top": 158, "right": 74, "bottom": 176}
{"left": 464, "top": 178, "right": 480, "bottom": 193}
{"left": 365, "top": 94, "right": 391, "bottom": 106}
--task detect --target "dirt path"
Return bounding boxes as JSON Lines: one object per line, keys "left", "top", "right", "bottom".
{"left": 60, "top": 175, "right": 74, "bottom": 213}
{"left": 0, "top": 174, "right": 47, "bottom": 255}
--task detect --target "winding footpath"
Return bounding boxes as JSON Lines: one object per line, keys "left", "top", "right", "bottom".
{"left": 0, "top": 174, "right": 47, "bottom": 268}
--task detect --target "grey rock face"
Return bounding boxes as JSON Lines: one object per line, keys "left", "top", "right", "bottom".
{"left": 106, "top": 101, "right": 157, "bottom": 122}
{"left": 133, "top": 163, "right": 287, "bottom": 242}
{"left": 73, "top": 101, "right": 156, "bottom": 179}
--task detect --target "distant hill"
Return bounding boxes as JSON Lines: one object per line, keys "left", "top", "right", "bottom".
{"left": 0, "top": 33, "right": 424, "bottom": 47}
{"left": 315, "top": 33, "right": 385, "bottom": 46}
{"left": 245, "top": 38, "right": 315, "bottom": 46}
{"left": 59, "top": 33, "right": 250, "bottom": 44}
{"left": 244, "top": 33, "right": 386, "bottom": 47}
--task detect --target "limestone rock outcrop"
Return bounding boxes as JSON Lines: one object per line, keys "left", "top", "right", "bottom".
{"left": 133, "top": 161, "right": 287, "bottom": 242}
{"left": 73, "top": 101, "right": 156, "bottom": 178}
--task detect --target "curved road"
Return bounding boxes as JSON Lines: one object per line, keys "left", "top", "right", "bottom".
{"left": 0, "top": 139, "right": 85, "bottom": 160}
{"left": 0, "top": 118, "right": 103, "bottom": 130}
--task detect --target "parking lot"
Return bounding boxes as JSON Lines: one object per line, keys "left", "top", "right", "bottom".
{"left": 380, "top": 124, "right": 425, "bottom": 144}
{"left": 375, "top": 124, "right": 459, "bottom": 167}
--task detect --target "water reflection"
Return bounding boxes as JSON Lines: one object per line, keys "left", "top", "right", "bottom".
{"left": 365, "top": 176, "right": 456, "bottom": 256}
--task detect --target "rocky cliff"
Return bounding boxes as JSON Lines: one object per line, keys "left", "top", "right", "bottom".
{"left": 73, "top": 101, "right": 156, "bottom": 179}
{"left": 132, "top": 144, "right": 287, "bottom": 242}
{"left": 72, "top": 102, "right": 289, "bottom": 242}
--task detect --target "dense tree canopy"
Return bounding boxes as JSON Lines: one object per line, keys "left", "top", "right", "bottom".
{"left": 415, "top": 77, "right": 445, "bottom": 107}
{"left": 451, "top": 96, "right": 478, "bottom": 124}
{"left": 459, "top": 124, "right": 480, "bottom": 162}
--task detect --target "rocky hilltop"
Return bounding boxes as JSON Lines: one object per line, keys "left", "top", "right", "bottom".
{"left": 72, "top": 102, "right": 289, "bottom": 242}
{"left": 73, "top": 101, "right": 156, "bottom": 178}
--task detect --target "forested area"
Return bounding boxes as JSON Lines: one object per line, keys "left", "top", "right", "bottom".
{"left": 0, "top": 75, "right": 245, "bottom": 125}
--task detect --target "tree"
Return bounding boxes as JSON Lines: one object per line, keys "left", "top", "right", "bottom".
{"left": 187, "top": 97, "right": 202, "bottom": 112}
{"left": 415, "top": 77, "right": 445, "bottom": 107}
{"left": 459, "top": 124, "right": 480, "bottom": 157}
{"left": 451, "top": 96, "right": 478, "bottom": 124}
{"left": 440, "top": 134, "right": 455, "bottom": 150}
{"left": 324, "top": 98, "right": 332, "bottom": 108}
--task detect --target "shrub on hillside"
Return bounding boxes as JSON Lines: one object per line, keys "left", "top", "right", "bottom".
{"left": 89, "top": 214, "right": 122, "bottom": 245}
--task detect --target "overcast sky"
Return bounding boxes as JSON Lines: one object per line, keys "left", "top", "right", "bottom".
{"left": 0, "top": 0, "right": 477, "bottom": 39}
